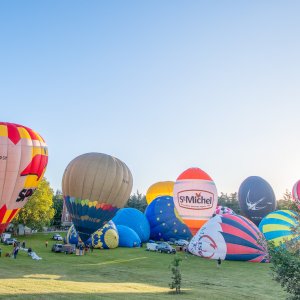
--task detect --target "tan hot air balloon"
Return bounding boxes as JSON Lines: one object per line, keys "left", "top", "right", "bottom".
{"left": 62, "top": 153, "right": 133, "bottom": 242}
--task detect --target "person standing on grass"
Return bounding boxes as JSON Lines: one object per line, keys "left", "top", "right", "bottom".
{"left": 13, "top": 245, "right": 19, "bottom": 259}
{"left": 217, "top": 257, "right": 222, "bottom": 268}
{"left": 45, "top": 240, "right": 48, "bottom": 248}
{"left": 22, "top": 241, "right": 25, "bottom": 248}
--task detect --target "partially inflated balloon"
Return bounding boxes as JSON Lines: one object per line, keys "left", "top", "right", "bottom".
{"left": 66, "top": 224, "right": 81, "bottom": 245}
{"left": 0, "top": 122, "right": 48, "bottom": 233}
{"left": 238, "top": 176, "right": 276, "bottom": 226}
{"left": 112, "top": 208, "right": 150, "bottom": 242}
{"left": 146, "top": 181, "right": 174, "bottom": 204}
{"left": 145, "top": 196, "right": 192, "bottom": 241}
{"left": 292, "top": 180, "right": 300, "bottom": 210}
{"left": 91, "top": 222, "right": 119, "bottom": 249}
{"left": 215, "top": 206, "right": 235, "bottom": 215}
{"left": 173, "top": 168, "right": 218, "bottom": 235}
{"left": 259, "top": 210, "right": 299, "bottom": 247}
{"left": 116, "top": 225, "right": 141, "bottom": 247}
{"left": 188, "top": 214, "right": 268, "bottom": 262}
{"left": 62, "top": 153, "right": 133, "bottom": 242}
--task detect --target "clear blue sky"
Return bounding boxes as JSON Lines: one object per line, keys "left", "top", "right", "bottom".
{"left": 1, "top": 1, "right": 300, "bottom": 198}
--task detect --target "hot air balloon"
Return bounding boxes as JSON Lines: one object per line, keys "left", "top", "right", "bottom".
{"left": 91, "top": 222, "right": 119, "bottom": 249}
{"left": 112, "top": 208, "right": 150, "bottom": 242}
{"left": 238, "top": 176, "right": 276, "bottom": 226}
{"left": 173, "top": 168, "right": 218, "bottom": 235}
{"left": 116, "top": 224, "right": 141, "bottom": 247}
{"left": 188, "top": 214, "right": 268, "bottom": 262}
{"left": 215, "top": 206, "right": 235, "bottom": 215}
{"left": 292, "top": 180, "right": 300, "bottom": 210}
{"left": 146, "top": 181, "right": 174, "bottom": 205}
{"left": 259, "top": 210, "right": 299, "bottom": 247}
{"left": 145, "top": 196, "right": 192, "bottom": 241}
{"left": 66, "top": 224, "right": 81, "bottom": 245}
{"left": 0, "top": 122, "right": 48, "bottom": 234}
{"left": 62, "top": 153, "right": 133, "bottom": 242}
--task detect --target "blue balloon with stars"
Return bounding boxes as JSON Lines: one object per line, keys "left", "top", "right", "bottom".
{"left": 66, "top": 224, "right": 81, "bottom": 245}
{"left": 144, "top": 196, "right": 192, "bottom": 241}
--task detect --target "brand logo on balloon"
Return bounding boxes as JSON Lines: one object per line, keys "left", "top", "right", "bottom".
{"left": 177, "top": 190, "right": 214, "bottom": 210}
{"left": 197, "top": 235, "right": 217, "bottom": 258}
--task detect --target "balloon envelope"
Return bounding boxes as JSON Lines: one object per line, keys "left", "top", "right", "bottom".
{"left": 145, "top": 196, "right": 192, "bottom": 241}
{"left": 238, "top": 176, "right": 276, "bottom": 226}
{"left": 0, "top": 122, "right": 48, "bottom": 233}
{"left": 91, "top": 222, "right": 119, "bottom": 249}
{"left": 116, "top": 225, "right": 141, "bottom": 247}
{"left": 66, "top": 224, "right": 81, "bottom": 245}
{"left": 188, "top": 214, "right": 268, "bottom": 262}
{"left": 215, "top": 206, "right": 235, "bottom": 215}
{"left": 292, "top": 180, "right": 300, "bottom": 210}
{"left": 173, "top": 168, "right": 218, "bottom": 235}
{"left": 62, "top": 153, "right": 133, "bottom": 242}
{"left": 112, "top": 208, "right": 150, "bottom": 242}
{"left": 259, "top": 210, "right": 299, "bottom": 247}
{"left": 146, "top": 181, "right": 174, "bottom": 204}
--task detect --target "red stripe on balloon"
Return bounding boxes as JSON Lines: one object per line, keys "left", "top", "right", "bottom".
{"left": 0, "top": 205, "right": 7, "bottom": 222}
{"left": 226, "top": 243, "right": 265, "bottom": 255}
{"left": 6, "top": 209, "right": 19, "bottom": 223}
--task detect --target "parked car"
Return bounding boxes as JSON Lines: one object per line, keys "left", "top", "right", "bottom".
{"left": 52, "top": 243, "right": 75, "bottom": 254}
{"left": 157, "top": 242, "right": 176, "bottom": 254}
{"left": 175, "top": 239, "right": 189, "bottom": 246}
{"left": 52, "top": 234, "right": 63, "bottom": 241}
{"left": 4, "top": 238, "right": 18, "bottom": 245}
{"left": 1, "top": 233, "right": 11, "bottom": 243}
{"left": 146, "top": 242, "right": 158, "bottom": 251}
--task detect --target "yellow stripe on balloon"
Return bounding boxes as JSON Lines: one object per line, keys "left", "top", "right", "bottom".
{"left": 266, "top": 213, "right": 295, "bottom": 225}
{"left": 2, "top": 209, "right": 13, "bottom": 224}
{"left": 18, "top": 127, "right": 32, "bottom": 140}
{"left": 262, "top": 224, "right": 291, "bottom": 233}
{"left": 0, "top": 125, "right": 8, "bottom": 137}
{"left": 271, "top": 234, "right": 295, "bottom": 247}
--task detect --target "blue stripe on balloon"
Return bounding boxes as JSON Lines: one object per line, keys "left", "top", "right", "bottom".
{"left": 225, "top": 254, "right": 262, "bottom": 261}
{"left": 221, "top": 232, "right": 262, "bottom": 251}
{"left": 221, "top": 217, "right": 257, "bottom": 241}
{"left": 264, "top": 230, "right": 294, "bottom": 241}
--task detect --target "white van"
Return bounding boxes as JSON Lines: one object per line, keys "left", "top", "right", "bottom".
{"left": 146, "top": 242, "right": 158, "bottom": 251}
{"left": 1, "top": 233, "right": 11, "bottom": 242}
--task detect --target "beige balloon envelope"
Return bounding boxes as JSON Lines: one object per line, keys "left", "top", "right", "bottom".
{"left": 62, "top": 153, "right": 133, "bottom": 242}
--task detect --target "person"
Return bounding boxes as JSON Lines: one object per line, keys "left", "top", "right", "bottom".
{"left": 0, "top": 247, "right": 2, "bottom": 257}
{"left": 13, "top": 245, "right": 19, "bottom": 259}
{"left": 27, "top": 247, "right": 32, "bottom": 254}
{"left": 22, "top": 241, "right": 26, "bottom": 248}
{"left": 45, "top": 240, "right": 48, "bottom": 248}
{"left": 217, "top": 257, "right": 222, "bottom": 268}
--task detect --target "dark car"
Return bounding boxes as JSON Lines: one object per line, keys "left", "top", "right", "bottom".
{"left": 4, "top": 238, "right": 18, "bottom": 245}
{"left": 157, "top": 242, "right": 176, "bottom": 254}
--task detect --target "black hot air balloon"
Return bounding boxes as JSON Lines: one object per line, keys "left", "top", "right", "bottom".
{"left": 238, "top": 176, "right": 276, "bottom": 225}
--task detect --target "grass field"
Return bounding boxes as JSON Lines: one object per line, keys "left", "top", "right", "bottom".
{"left": 0, "top": 233, "right": 286, "bottom": 300}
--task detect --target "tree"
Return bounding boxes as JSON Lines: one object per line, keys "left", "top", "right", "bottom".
{"left": 218, "top": 192, "right": 241, "bottom": 214}
{"left": 277, "top": 190, "right": 298, "bottom": 211}
{"left": 125, "top": 191, "right": 147, "bottom": 212}
{"left": 51, "top": 190, "right": 63, "bottom": 227}
{"left": 268, "top": 213, "right": 300, "bottom": 299}
{"left": 169, "top": 257, "right": 183, "bottom": 294}
{"left": 13, "top": 178, "right": 55, "bottom": 231}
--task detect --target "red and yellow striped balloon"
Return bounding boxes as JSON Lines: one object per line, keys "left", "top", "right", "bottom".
{"left": 0, "top": 122, "right": 48, "bottom": 233}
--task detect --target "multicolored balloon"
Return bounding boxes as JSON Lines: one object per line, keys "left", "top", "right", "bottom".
{"left": 173, "top": 168, "right": 218, "bottom": 235}
{"left": 116, "top": 224, "right": 141, "bottom": 247}
{"left": 215, "top": 206, "right": 235, "bottom": 215}
{"left": 292, "top": 180, "right": 300, "bottom": 210}
{"left": 146, "top": 181, "right": 174, "bottom": 205}
{"left": 66, "top": 224, "right": 81, "bottom": 245}
{"left": 0, "top": 122, "right": 48, "bottom": 234}
{"left": 145, "top": 196, "right": 191, "bottom": 241}
{"left": 112, "top": 208, "right": 150, "bottom": 242}
{"left": 62, "top": 153, "right": 133, "bottom": 242}
{"left": 188, "top": 214, "right": 268, "bottom": 262}
{"left": 259, "top": 210, "right": 299, "bottom": 247}
{"left": 91, "top": 222, "right": 119, "bottom": 249}
{"left": 238, "top": 176, "right": 276, "bottom": 226}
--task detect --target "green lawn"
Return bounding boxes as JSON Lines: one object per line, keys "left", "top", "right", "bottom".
{"left": 0, "top": 233, "right": 286, "bottom": 300}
